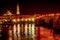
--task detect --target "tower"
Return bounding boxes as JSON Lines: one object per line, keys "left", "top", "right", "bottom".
{"left": 16, "top": 3, "right": 20, "bottom": 15}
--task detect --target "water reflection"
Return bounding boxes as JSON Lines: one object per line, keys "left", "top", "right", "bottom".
{"left": 13, "top": 24, "right": 17, "bottom": 40}
{"left": 8, "top": 30, "right": 12, "bottom": 40}
{"left": 7, "top": 22, "right": 35, "bottom": 40}
{"left": 25, "top": 23, "right": 28, "bottom": 36}
{"left": 17, "top": 24, "right": 20, "bottom": 40}
{"left": 31, "top": 24, "right": 35, "bottom": 40}
{"left": 1, "top": 22, "right": 60, "bottom": 40}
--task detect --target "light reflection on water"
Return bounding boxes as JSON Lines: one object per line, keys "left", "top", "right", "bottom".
{"left": 13, "top": 24, "right": 17, "bottom": 40}
{"left": 8, "top": 23, "right": 35, "bottom": 40}
{"left": 1, "top": 24, "right": 60, "bottom": 40}
{"left": 17, "top": 24, "right": 20, "bottom": 40}
{"left": 24, "top": 23, "right": 28, "bottom": 40}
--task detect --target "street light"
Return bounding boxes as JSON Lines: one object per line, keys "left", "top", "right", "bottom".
{"left": 12, "top": 19, "right": 16, "bottom": 22}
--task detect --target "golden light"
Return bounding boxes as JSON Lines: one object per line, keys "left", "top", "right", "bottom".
{"left": 31, "top": 24, "right": 35, "bottom": 40}
{"left": 3, "top": 10, "right": 12, "bottom": 16}
{"left": 17, "top": 24, "right": 20, "bottom": 35}
{"left": 56, "top": 13, "right": 60, "bottom": 16}
{"left": 9, "top": 37, "right": 12, "bottom": 40}
{"left": 31, "top": 24, "right": 35, "bottom": 36}
{"left": 9, "top": 30, "right": 12, "bottom": 36}
{"left": 25, "top": 19, "right": 28, "bottom": 21}
{"left": 50, "top": 14, "right": 54, "bottom": 16}
{"left": 4, "top": 14, "right": 7, "bottom": 16}
{"left": 36, "top": 16, "right": 41, "bottom": 19}
{"left": 21, "top": 18, "right": 24, "bottom": 21}
{"left": 8, "top": 30, "right": 12, "bottom": 40}
{"left": 25, "top": 23, "right": 28, "bottom": 36}
{"left": 17, "top": 18, "right": 20, "bottom": 22}
{"left": 28, "top": 18, "right": 31, "bottom": 21}
{"left": 16, "top": 3, "right": 20, "bottom": 15}
{"left": 29, "top": 24, "right": 31, "bottom": 35}
{"left": 41, "top": 15, "right": 45, "bottom": 17}
{"left": 7, "top": 11, "right": 12, "bottom": 16}
{"left": 12, "top": 19, "right": 16, "bottom": 22}
{"left": 48, "top": 14, "right": 51, "bottom": 16}
{"left": 13, "top": 24, "right": 17, "bottom": 40}
{"left": 5, "top": 19, "right": 8, "bottom": 22}
{"left": 31, "top": 18, "right": 34, "bottom": 21}
{"left": 17, "top": 24, "right": 20, "bottom": 40}
{"left": 13, "top": 24, "right": 16, "bottom": 34}
{"left": 0, "top": 21, "right": 3, "bottom": 24}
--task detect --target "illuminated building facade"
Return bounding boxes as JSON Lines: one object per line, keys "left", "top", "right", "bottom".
{"left": 0, "top": 3, "right": 35, "bottom": 40}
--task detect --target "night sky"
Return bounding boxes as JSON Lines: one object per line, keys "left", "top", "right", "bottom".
{"left": 0, "top": 0, "right": 60, "bottom": 15}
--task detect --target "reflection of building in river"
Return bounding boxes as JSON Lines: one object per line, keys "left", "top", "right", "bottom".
{"left": 0, "top": 17, "right": 35, "bottom": 40}
{"left": 0, "top": 3, "right": 35, "bottom": 40}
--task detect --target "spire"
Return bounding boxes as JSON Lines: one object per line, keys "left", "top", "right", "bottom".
{"left": 16, "top": 3, "right": 20, "bottom": 15}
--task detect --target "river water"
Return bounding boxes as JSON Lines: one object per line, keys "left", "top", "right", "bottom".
{"left": 0, "top": 24, "right": 60, "bottom": 40}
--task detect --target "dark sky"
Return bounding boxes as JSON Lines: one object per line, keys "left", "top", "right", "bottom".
{"left": 0, "top": 0, "right": 60, "bottom": 15}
